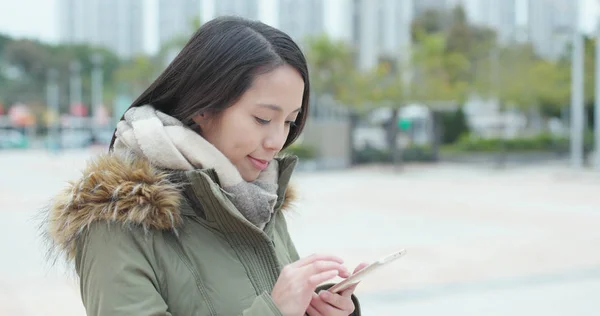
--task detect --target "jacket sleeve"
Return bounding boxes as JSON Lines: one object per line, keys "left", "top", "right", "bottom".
{"left": 279, "top": 213, "right": 301, "bottom": 262}
{"left": 77, "top": 221, "right": 286, "bottom": 316}
{"left": 241, "top": 292, "right": 284, "bottom": 316}
{"left": 75, "top": 222, "right": 172, "bottom": 316}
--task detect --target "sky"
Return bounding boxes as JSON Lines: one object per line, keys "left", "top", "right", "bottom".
{"left": 0, "top": 0, "right": 598, "bottom": 54}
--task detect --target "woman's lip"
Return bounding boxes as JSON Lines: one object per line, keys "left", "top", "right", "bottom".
{"left": 248, "top": 156, "right": 269, "bottom": 170}
{"left": 249, "top": 156, "right": 268, "bottom": 164}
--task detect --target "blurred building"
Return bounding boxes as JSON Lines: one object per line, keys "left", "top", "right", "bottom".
{"left": 527, "top": 0, "right": 576, "bottom": 60}
{"left": 278, "top": 0, "right": 325, "bottom": 43}
{"left": 158, "top": 0, "right": 201, "bottom": 48}
{"left": 198, "top": 0, "right": 264, "bottom": 27}
{"left": 466, "top": 0, "right": 519, "bottom": 44}
{"left": 156, "top": 0, "right": 435, "bottom": 71}
{"left": 414, "top": 0, "right": 456, "bottom": 15}
{"left": 460, "top": 0, "right": 575, "bottom": 59}
{"left": 58, "top": 0, "right": 144, "bottom": 58}
{"left": 344, "top": 0, "right": 415, "bottom": 71}
{"left": 214, "top": 0, "right": 261, "bottom": 19}
{"left": 160, "top": 0, "right": 313, "bottom": 48}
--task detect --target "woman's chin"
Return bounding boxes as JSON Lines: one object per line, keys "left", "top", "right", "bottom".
{"left": 239, "top": 169, "right": 260, "bottom": 182}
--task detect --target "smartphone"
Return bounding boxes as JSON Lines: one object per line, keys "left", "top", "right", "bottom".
{"left": 327, "top": 249, "right": 407, "bottom": 293}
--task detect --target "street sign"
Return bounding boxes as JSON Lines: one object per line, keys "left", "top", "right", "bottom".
{"left": 398, "top": 118, "right": 411, "bottom": 131}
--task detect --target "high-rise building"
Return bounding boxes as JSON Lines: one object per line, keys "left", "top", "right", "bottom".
{"left": 278, "top": 0, "right": 325, "bottom": 44}
{"left": 527, "top": 0, "right": 576, "bottom": 60}
{"left": 158, "top": 0, "right": 201, "bottom": 48}
{"left": 157, "top": 0, "right": 418, "bottom": 70}
{"left": 413, "top": 0, "right": 453, "bottom": 15}
{"left": 58, "top": 0, "right": 144, "bottom": 58}
{"left": 347, "top": 0, "right": 415, "bottom": 70}
{"left": 462, "top": 0, "right": 576, "bottom": 59}
{"left": 162, "top": 0, "right": 325, "bottom": 45}
{"left": 199, "top": 0, "right": 261, "bottom": 22}
{"left": 212, "top": 0, "right": 261, "bottom": 19}
{"left": 467, "top": 0, "right": 519, "bottom": 44}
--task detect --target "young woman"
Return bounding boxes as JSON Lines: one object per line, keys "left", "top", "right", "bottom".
{"left": 43, "top": 16, "right": 366, "bottom": 316}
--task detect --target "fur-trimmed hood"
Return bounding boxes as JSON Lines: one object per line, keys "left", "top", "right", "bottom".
{"left": 43, "top": 153, "right": 297, "bottom": 261}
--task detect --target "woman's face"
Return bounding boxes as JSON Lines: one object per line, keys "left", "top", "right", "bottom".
{"left": 193, "top": 64, "right": 304, "bottom": 182}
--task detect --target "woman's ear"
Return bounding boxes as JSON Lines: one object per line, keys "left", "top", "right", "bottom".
{"left": 192, "top": 113, "right": 209, "bottom": 129}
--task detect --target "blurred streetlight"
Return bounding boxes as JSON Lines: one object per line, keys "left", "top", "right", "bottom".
{"left": 91, "top": 53, "right": 104, "bottom": 132}
{"left": 69, "top": 60, "right": 83, "bottom": 116}
{"left": 545, "top": 0, "right": 585, "bottom": 168}
{"left": 46, "top": 69, "right": 60, "bottom": 152}
{"left": 570, "top": 0, "right": 585, "bottom": 169}
{"left": 595, "top": 18, "right": 600, "bottom": 170}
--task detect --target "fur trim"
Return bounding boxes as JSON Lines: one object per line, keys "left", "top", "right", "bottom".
{"left": 44, "top": 153, "right": 183, "bottom": 261}
{"left": 281, "top": 184, "right": 297, "bottom": 211}
{"left": 42, "top": 153, "right": 297, "bottom": 262}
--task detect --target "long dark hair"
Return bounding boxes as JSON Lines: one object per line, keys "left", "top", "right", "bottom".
{"left": 109, "top": 16, "right": 310, "bottom": 150}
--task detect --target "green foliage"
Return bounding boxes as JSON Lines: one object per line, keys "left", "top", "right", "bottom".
{"left": 354, "top": 144, "right": 436, "bottom": 164}
{"left": 440, "top": 107, "right": 469, "bottom": 144}
{"left": 304, "top": 34, "right": 366, "bottom": 107}
{"left": 114, "top": 55, "right": 161, "bottom": 96}
{"left": 0, "top": 14, "right": 202, "bottom": 113}
{"left": 0, "top": 35, "right": 122, "bottom": 111}
{"left": 444, "top": 132, "right": 595, "bottom": 153}
{"left": 411, "top": 31, "right": 470, "bottom": 103}
{"left": 282, "top": 143, "right": 317, "bottom": 159}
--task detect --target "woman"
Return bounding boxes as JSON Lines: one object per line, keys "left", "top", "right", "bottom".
{"left": 43, "top": 16, "right": 366, "bottom": 316}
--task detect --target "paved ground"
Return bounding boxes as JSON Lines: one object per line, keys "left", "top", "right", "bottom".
{"left": 1, "top": 148, "right": 600, "bottom": 315}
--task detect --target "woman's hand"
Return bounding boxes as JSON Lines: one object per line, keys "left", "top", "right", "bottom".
{"left": 306, "top": 262, "right": 369, "bottom": 316}
{"left": 271, "top": 254, "right": 349, "bottom": 316}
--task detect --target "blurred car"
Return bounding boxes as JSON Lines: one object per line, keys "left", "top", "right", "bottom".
{"left": 0, "top": 129, "right": 29, "bottom": 149}
{"left": 60, "top": 129, "right": 93, "bottom": 148}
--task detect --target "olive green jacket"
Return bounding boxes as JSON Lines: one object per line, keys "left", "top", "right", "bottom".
{"left": 44, "top": 153, "right": 360, "bottom": 315}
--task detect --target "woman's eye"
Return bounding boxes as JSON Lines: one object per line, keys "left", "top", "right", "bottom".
{"left": 255, "top": 117, "right": 270, "bottom": 125}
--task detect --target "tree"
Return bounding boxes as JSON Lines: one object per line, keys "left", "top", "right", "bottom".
{"left": 367, "top": 61, "right": 408, "bottom": 165}
{"left": 156, "top": 16, "right": 202, "bottom": 68}
{"left": 114, "top": 55, "right": 161, "bottom": 97}
{"left": 412, "top": 6, "right": 496, "bottom": 91}
{"left": 0, "top": 33, "right": 123, "bottom": 117}
{"left": 531, "top": 59, "right": 570, "bottom": 118}
{"left": 411, "top": 32, "right": 469, "bottom": 104}
{"left": 304, "top": 35, "right": 358, "bottom": 101}
{"left": 2, "top": 39, "right": 51, "bottom": 104}
{"left": 411, "top": 9, "right": 447, "bottom": 41}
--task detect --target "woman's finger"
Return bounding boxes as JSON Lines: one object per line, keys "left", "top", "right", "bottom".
{"left": 353, "top": 262, "right": 370, "bottom": 274}
{"left": 306, "top": 301, "right": 323, "bottom": 316}
{"left": 306, "top": 305, "right": 321, "bottom": 316}
{"left": 319, "top": 290, "right": 355, "bottom": 311}
{"left": 310, "top": 293, "right": 341, "bottom": 315}
{"left": 340, "top": 283, "right": 359, "bottom": 298}
{"left": 337, "top": 266, "right": 351, "bottom": 278}
{"left": 304, "top": 261, "right": 345, "bottom": 276}
{"left": 291, "top": 254, "right": 344, "bottom": 268}
{"left": 308, "top": 270, "right": 339, "bottom": 287}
